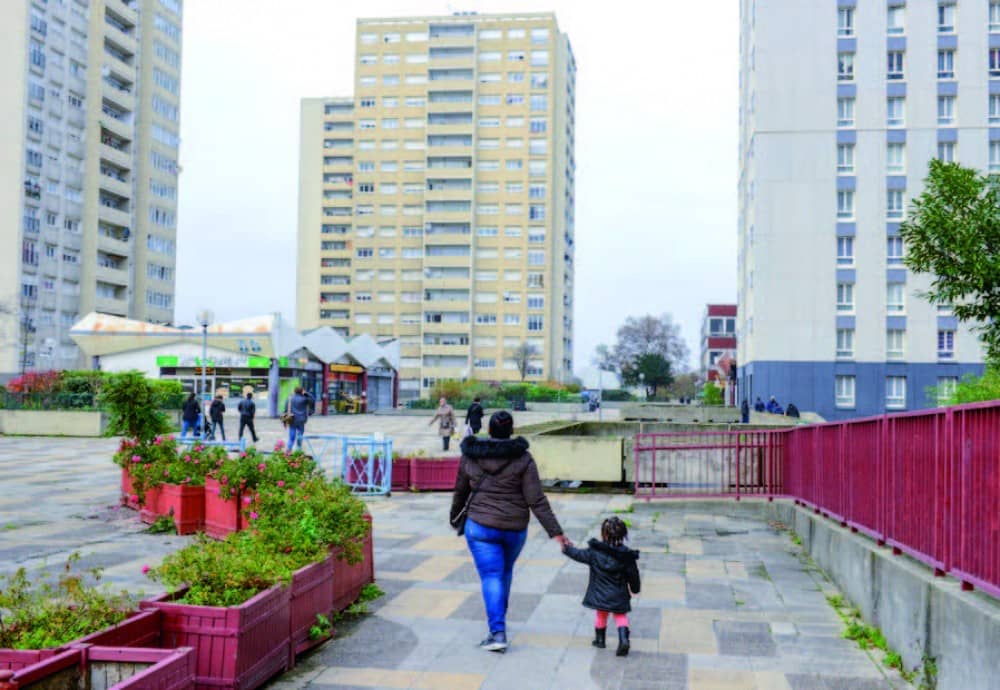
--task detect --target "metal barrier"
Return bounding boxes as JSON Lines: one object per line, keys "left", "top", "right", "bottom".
{"left": 178, "top": 438, "right": 247, "bottom": 452}
{"left": 634, "top": 430, "right": 785, "bottom": 499}
{"left": 302, "top": 434, "right": 393, "bottom": 495}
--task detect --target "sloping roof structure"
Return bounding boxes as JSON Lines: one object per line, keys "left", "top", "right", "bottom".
{"left": 69, "top": 312, "right": 400, "bottom": 369}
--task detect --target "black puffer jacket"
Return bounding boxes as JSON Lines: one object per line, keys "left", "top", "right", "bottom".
{"left": 450, "top": 436, "right": 563, "bottom": 537}
{"left": 564, "top": 538, "right": 641, "bottom": 613}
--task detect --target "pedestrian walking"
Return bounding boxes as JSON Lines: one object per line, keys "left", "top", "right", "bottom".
{"left": 429, "top": 397, "right": 456, "bottom": 451}
{"left": 450, "top": 411, "right": 570, "bottom": 653}
{"left": 181, "top": 392, "right": 200, "bottom": 439}
{"left": 562, "top": 516, "right": 641, "bottom": 657}
{"left": 284, "top": 386, "right": 312, "bottom": 451}
{"left": 209, "top": 394, "right": 226, "bottom": 441}
{"left": 237, "top": 391, "right": 259, "bottom": 443}
{"left": 465, "top": 396, "right": 485, "bottom": 435}
{"left": 741, "top": 398, "right": 750, "bottom": 424}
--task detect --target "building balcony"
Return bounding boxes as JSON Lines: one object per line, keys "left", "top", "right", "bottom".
{"left": 105, "top": 53, "right": 135, "bottom": 84}
{"left": 39, "top": 257, "right": 60, "bottom": 277}
{"left": 64, "top": 201, "right": 83, "bottom": 219}
{"left": 102, "top": 81, "right": 135, "bottom": 112}
{"left": 99, "top": 174, "right": 131, "bottom": 198}
{"left": 423, "top": 300, "right": 471, "bottom": 313}
{"left": 39, "top": 293, "right": 58, "bottom": 311}
{"left": 47, "top": 99, "right": 63, "bottom": 120}
{"left": 100, "top": 143, "right": 132, "bottom": 169}
{"left": 422, "top": 320, "right": 471, "bottom": 334}
{"left": 422, "top": 277, "right": 471, "bottom": 290}
{"left": 96, "top": 295, "right": 129, "bottom": 316}
{"left": 104, "top": 23, "right": 137, "bottom": 56}
{"left": 67, "top": 107, "right": 85, "bottom": 129}
{"left": 65, "top": 139, "right": 85, "bottom": 160}
{"left": 62, "top": 263, "right": 82, "bottom": 282}
{"left": 63, "top": 232, "right": 82, "bottom": 251}
{"left": 420, "top": 254, "right": 471, "bottom": 268}
{"left": 98, "top": 232, "right": 131, "bottom": 256}
{"left": 68, "top": 74, "right": 87, "bottom": 98}
{"left": 423, "top": 231, "right": 471, "bottom": 244}
{"left": 42, "top": 227, "right": 61, "bottom": 246}
{"left": 420, "top": 365, "right": 470, "bottom": 379}
{"left": 97, "top": 265, "right": 130, "bottom": 286}
{"left": 65, "top": 167, "right": 84, "bottom": 189}
{"left": 44, "top": 194, "right": 62, "bottom": 214}
{"left": 98, "top": 204, "right": 131, "bottom": 227}
{"left": 106, "top": 0, "right": 138, "bottom": 25}
{"left": 425, "top": 145, "right": 473, "bottom": 159}
{"left": 421, "top": 344, "right": 471, "bottom": 357}
{"left": 425, "top": 99, "right": 476, "bottom": 114}
{"left": 101, "top": 114, "right": 134, "bottom": 141}
{"left": 426, "top": 123, "right": 474, "bottom": 136}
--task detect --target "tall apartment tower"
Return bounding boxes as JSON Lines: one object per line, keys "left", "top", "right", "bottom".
{"left": 298, "top": 12, "right": 576, "bottom": 401}
{"left": 0, "top": 0, "right": 183, "bottom": 376}
{"left": 737, "top": 0, "right": 995, "bottom": 420}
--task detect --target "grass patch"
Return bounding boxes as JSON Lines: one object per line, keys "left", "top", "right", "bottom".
{"left": 146, "top": 515, "right": 175, "bottom": 535}
{"left": 827, "top": 592, "right": 921, "bottom": 684}
{"left": 612, "top": 504, "right": 634, "bottom": 514}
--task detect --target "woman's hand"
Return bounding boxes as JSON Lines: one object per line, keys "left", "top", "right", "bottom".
{"left": 553, "top": 534, "right": 573, "bottom": 548}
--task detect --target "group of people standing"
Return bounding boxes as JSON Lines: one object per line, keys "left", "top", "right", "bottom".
{"left": 180, "top": 391, "right": 260, "bottom": 443}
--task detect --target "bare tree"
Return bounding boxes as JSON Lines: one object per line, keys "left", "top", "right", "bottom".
{"left": 594, "top": 314, "right": 690, "bottom": 380}
{"left": 510, "top": 341, "right": 539, "bottom": 382}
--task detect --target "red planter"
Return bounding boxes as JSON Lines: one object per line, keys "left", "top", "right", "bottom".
{"left": 390, "top": 458, "right": 411, "bottom": 492}
{"left": 288, "top": 555, "right": 335, "bottom": 664}
{"left": 0, "top": 645, "right": 196, "bottom": 690}
{"left": 160, "top": 484, "right": 206, "bottom": 535}
{"left": 121, "top": 467, "right": 139, "bottom": 510}
{"left": 204, "top": 478, "right": 242, "bottom": 540}
{"left": 331, "top": 514, "right": 375, "bottom": 612}
{"left": 141, "top": 585, "right": 291, "bottom": 690}
{"left": 345, "top": 459, "right": 384, "bottom": 487}
{"left": 409, "top": 458, "right": 460, "bottom": 491}
{"left": 140, "top": 485, "right": 164, "bottom": 525}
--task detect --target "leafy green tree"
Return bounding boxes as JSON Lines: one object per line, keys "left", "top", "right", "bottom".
{"left": 621, "top": 353, "right": 674, "bottom": 398}
{"left": 99, "top": 371, "right": 172, "bottom": 441}
{"left": 900, "top": 160, "right": 1000, "bottom": 360}
{"left": 701, "top": 383, "right": 724, "bottom": 406}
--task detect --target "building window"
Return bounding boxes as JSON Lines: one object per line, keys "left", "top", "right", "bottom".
{"left": 887, "top": 283, "right": 905, "bottom": 314}
{"left": 938, "top": 330, "right": 955, "bottom": 360}
{"left": 887, "top": 97, "right": 905, "bottom": 127}
{"left": 937, "top": 141, "right": 956, "bottom": 163}
{"left": 838, "top": 53, "right": 855, "bottom": 81}
{"left": 837, "top": 283, "right": 854, "bottom": 312}
{"left": 838, "top": 7, "right": 854, "bottom": 36}
{"left": 887, "top": 51, "right": 905, "bottom": 80}
{"left": 990, "top": 95, "right": 1000, "bottom": 125}
{"left": 991, "top": 49, "right": 1000, "bottom": 77}
{"left": 887, "top": 237, "right": 904, "bottom": 266}
{"left": 991, "top": 142, "right": 1000, "bottom": 173}
{"left": 887, "top": 189, "right": 905, "bottom": 219}
{"left": 837, "top": 190, "right": 855, "bottom": 219}
{"left": 837, "top": 143, "right": 855, "bottom": 174}
{"left": 835, "top": 375, "right": 856, "bottom": 408}
{"left": 837, "top": 236, "right": 854, "bottom": 266}
{"left": 937, "top": 376, "right": 958, "bottom": 405}
{"left": 937, "top": 95, "right": 956, "bottom": 125}
{"left": 527, "top": 315, "right": 544, "bottom": 332}
{"left": 937, "top": 50, "right": 955, "bottom": 79}
{"left": 992, "top": 1, "right": 1000, "bottom": 31}
{"left": 886, "top": 376, "right": 907, "bottom": 410}
{"left": 887, "top": 5, "right": 905, "bottom": 34}
{"left": 887, "top": 143, "right": 905, "bottom": 173}
{"left": 937, "top": 3, "right": 955, "bottom": 33}
{"left": 837, "top": 97, "right": 855, "bottom": 127}
{"left": 887, "top": 329, "right": 905, "bottom": 360}
{"left": 836, "top": 329, "right": 854, "bottom": 359}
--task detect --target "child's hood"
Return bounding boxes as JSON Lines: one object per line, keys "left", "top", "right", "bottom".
{"left": 587, "top": 538, "right": 639, "bottom": 562}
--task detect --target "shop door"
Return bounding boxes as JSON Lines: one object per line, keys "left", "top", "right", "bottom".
{"left": 369, "top": 376, "right": 392, "bottom": 412}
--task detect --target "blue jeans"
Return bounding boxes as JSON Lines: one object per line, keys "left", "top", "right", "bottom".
{"left": 465, "top": 518, "right": 527, "bottom": 634}
{"left": 181, "top": 419, "right": 197, "bottom": 438}
{"left": 288, "top": 422, "right": 305, "bottom": 450}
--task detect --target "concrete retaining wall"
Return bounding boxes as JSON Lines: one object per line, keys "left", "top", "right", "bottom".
{"left": 529, "top": 435, "right": 623, "bottom": 482}
{"left": 0, "top": 409, "right": 106, "bottom": 436}
{"left": 771, "top": 502, "right": 1000, "bottom": 690}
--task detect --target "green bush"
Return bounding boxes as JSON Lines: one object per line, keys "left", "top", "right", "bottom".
{"left": 930, "top": 366, "right": 1000, "bottom": 406}
{"left": 599, "top": 389, "right": 636, "bottom": 402}
{"left": 700, "top": 383, "right": 724, "bottom": 406}
{"left": 100, "top": 371, "right": 172, "bottom": 442}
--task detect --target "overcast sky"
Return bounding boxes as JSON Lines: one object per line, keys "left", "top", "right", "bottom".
{"left": 174, "top": 1, "right": 738, "bottom": 373}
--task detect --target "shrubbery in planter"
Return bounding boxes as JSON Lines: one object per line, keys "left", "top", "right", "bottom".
{"left": 113, "top": 437, "right": 218, "bottom": 504}
{"left": 0, "top": 554, "right": 136, "bottom": 649}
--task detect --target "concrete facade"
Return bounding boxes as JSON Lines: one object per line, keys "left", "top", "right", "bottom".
{"left": 738, "top": 1, "right": 992, "bottom": 419}
{"left": 297, "top": 13, "right": 576, "bottom": 400}
{"left": 1, "top": 0, "right": 183, "bottom": 377}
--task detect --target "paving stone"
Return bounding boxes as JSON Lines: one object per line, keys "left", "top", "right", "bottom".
{"left": 448, "top": 592, "right": 542, "bottom": 624}
{"left": 686, "top": 582, "right": 736, "bottom": 610}
{"left": 376, "top": 552, "right": 432, "bottom": 573}
{"left": 546, "top": 569, "right": 590, "bottom": 595}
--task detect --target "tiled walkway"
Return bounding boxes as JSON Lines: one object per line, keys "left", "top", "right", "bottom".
{"left": 0, "top": 436, "right": 904, "bottom": 689}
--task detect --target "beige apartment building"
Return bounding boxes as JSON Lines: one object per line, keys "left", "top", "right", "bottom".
{"left": 298, "top": 12, "right": 576, "bottom": 400}
{"left": 0, "top": 0, "right": 182, "bottom": 376}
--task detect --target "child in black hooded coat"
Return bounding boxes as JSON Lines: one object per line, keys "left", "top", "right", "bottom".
{"left": 562, "top": 516, "right": 641, "bottom": 656}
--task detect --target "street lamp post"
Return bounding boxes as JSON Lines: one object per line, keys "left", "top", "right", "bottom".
{"left": 639, "top": 372, "right": 646, "bottom": 401}
{"left": 197, "top": 309, "right": 214, "bottom": 435}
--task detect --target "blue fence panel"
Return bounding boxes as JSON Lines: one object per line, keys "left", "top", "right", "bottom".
{"left": 302, "top": 434, "right": 393, "bottom": 496}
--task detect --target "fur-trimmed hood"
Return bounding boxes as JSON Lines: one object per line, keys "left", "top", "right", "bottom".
{"left": 460, "top": 436, "right": 530, "bottom": 473}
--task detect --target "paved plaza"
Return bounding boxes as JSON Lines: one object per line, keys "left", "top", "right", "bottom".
{"left": 0, "top": 430, "right": 905, "bottom": 690}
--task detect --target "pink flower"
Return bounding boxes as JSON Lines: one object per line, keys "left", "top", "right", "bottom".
{"left": 220, "top": 476, "right": 228, "bottom": 485}
{"left": 131, "top": 455, "right": 142, "bottom": 463}
{"left": 287, "top": 489, "right": 294, "bottom": 495}
{"left": 163, "top": 470, "right": 169, "bottom": 477}
{"left": 249, "top": 511, "right": 259, "bottom": 521}
{"left": 130, "top": 494, "right": 138, "bottom": 502}
{"left": 277, "top": 480, "right": 285, "bottom": 488}
{"left": 141, "top": 565, "right": 150, "bottom": 574}
{"left": 243, "top": 496, "right": 252, "bottom": 505}
{"left": 184, "top": 455, "right": 191, "bottom": 462}
{"left": 240, "top": 452, "right": 247, "bottom": 459}
{"left": 275, "top": 440, "right": 285, "bottom": 449}
{"left": 257, "top": 463, "right": 266, "bottom": 472}
{"left": 154, "top": 436, "right": 162, "bottom": 445}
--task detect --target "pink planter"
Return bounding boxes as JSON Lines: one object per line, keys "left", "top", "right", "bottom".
{"left": 140, "top": 485, "right": 164, "bottom": 525}
{"left": 121, "top": 468, "right": 139, "bottom": 510}
{"left": 289, "top": 555, "right": 335, "bottom": 664}
{"left": 409, "top": 458, "right": 460, "bottom": 491}
{"left": 0, "top": 645, "right": 195, "bottom": 690}
{"left": 141, "top": 585, "right": 291, "bottom": 690}
{"left": 331, "top": 515, "right": 375, "bottom": 612}
{"left": 160, "top": 484, "right": 206, "bottom": 536}
{"left": 204, "top": 478, "right": 242, "bottom": 540}
{"left": 390, "top": 458, "right": 411, "bottom": 492}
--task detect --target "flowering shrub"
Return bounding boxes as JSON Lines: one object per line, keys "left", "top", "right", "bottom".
{"left": 6, "top": 370, "right": 62, "bottom": 395}
{"left": 209, "top": 445, "right": 319, "bottom": 501}
{"left": 114, "top": 436, "right": 219, "bottom": 502}
{"left": 0, "top": 553, "right": 135, "bottom": 649}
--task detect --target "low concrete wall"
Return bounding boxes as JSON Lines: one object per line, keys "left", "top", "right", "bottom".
{"left": 0, "top": 409, "right": 106, "bottom": 436}
{"left": 772, "top": 502, "right": 1000, "bottom": 690}
{"left": 529, "top": 435, "right": 623, "bottom": 482}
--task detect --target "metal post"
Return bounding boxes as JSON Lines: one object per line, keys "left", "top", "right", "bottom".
{"left": 597, "top": 368, "right": 603, "bottom": 422}
{"left": 196, "top": 310, "right": 213, "bottom": 438}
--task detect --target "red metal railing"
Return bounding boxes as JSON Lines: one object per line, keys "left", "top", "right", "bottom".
{"left": 634, "top": 400, "right": 1000, "bottom": 599}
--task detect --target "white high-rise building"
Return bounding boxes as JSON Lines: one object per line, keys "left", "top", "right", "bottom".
{"left": 738, "top": 0, "right": 995, "bottom": 419}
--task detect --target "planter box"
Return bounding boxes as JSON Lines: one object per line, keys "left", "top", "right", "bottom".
{"left": 0, "top": 645, "right": 195, "bottom": 690}
{"left": 140, "top": 485, "right": 164, "bottom": 525}
{"left": 289, "top": 555, "right": 335, "bottom": 664}
{"left": 409, "top": 458, "right": 460, "bottom": 491}
{"left": 390, "top": 458, "right": 410, "bottom": 492}
{"left": 331, "top": 515, "right": 375, "bottom": 612}
{"left": 204, "top": 478, "right": 242, "bottom": 540}
{"left": 121, "top": 467, "right": 139, "bottom": 510}
{"left": 0, "top": 608, "right": 161, "bottom": 672}
{"left": 160, "top": 484, "right": 206, "bottom": 535}
{"left": 141, "top": 585, "right": 290, "bottom": 690}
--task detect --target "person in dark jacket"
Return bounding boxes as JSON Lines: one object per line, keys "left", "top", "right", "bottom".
{"left": 181, "top": 393, "right": 200, "bottom": 439}
{"left": 465, "top": 397, "right": 485, "bottom": 435}
{"left": 740, "top": 398, "right": 750, "bottom": 424}
{"left": 209, "top": 394, "right": 226, "bottom": 441}
{"left": 285, "top": 387, "right": 312, "bottom": 451}
{"left": 450, "top": 411, "right": 571, "bottom": 653}
{"left": 237, "top": 392, "right": 259, "bottom": 443}
{"left": 785, "top": 402, "right": 800, "bottom": 418}
{"left": 754, "top": 397, "right": 765, "bottom": 412}
{"left": 563, "top": 516, "right": 641, "bottom": 657}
